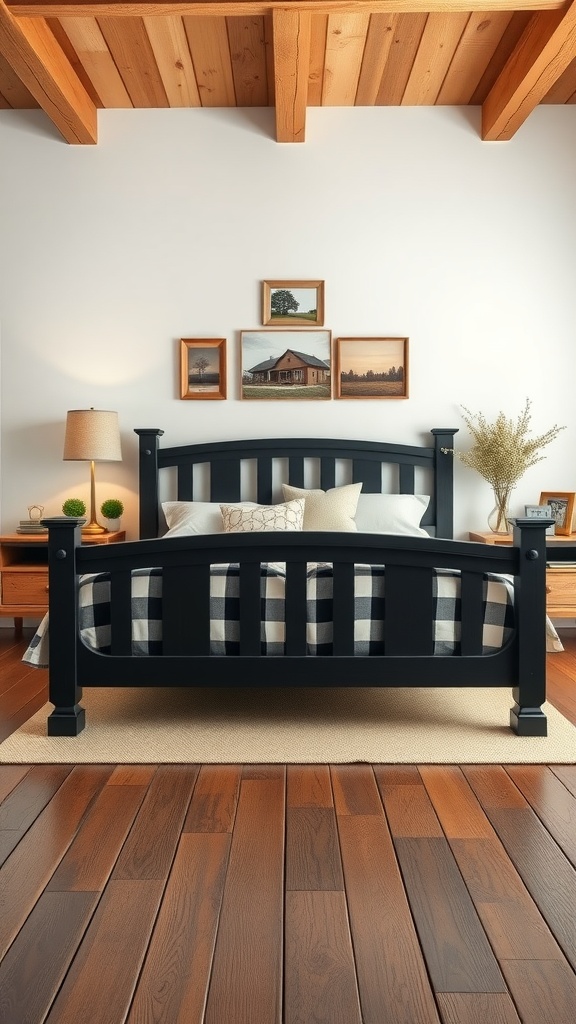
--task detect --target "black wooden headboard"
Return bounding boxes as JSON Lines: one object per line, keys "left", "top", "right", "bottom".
{"left": 134, "top": 429, "right": 458, "bottom": 541}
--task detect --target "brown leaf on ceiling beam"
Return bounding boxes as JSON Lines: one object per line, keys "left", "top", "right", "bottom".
{"left": 482, "top": 1, "right": 576, "bottom": 139}
{"left": 0, "top": 0, "right": 97, "bottom": 140}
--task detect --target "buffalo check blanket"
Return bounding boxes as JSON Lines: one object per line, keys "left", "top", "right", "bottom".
{"left": 23, "top": 562, "right": 519, "bottom": 669}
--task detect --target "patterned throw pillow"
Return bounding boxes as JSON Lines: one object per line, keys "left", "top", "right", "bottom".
{"left": 220, "top": 499, "right": 305, "bottom": 533}
{"left": 282, "top": 482, "right": 362, "bottom": 531}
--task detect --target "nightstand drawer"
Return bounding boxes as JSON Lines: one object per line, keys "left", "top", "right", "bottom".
{"left": 2, "top": 572, "right": 49, "bottom": 605}
{"left": 546, "top": 569, "right": 576, "bottom": 610}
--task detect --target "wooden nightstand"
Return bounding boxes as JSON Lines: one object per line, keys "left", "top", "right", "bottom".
{"left": 469, "top": 530, "right": 576, "bottom": 618}
{"left": 0, "top": 531, "right": 126, "bottom": 636}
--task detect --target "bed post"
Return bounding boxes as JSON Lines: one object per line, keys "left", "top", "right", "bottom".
{"left": 431, "top": 428, "right": 458, "bottom": 538}
{"left": 41, "top": 517, "right": 85, "bottom": 736}
{"left": 510, "top": 517, "right": 553, "bottom": 736}
{"left": 134, "top": 428, "right": 164, "bottom": 539}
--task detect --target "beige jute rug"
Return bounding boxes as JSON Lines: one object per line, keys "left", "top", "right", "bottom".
{"left": 1, "top": 686, "right": 575, "bottom": 764}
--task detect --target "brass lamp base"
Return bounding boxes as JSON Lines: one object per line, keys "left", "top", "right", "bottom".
{"left": 82, "top": 520, "right": 107, "bottom": 536}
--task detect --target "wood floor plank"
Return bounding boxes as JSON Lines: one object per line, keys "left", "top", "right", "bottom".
{"left": 500, "top": 958, "right": 576, "bottom": 1024}
{"left": 450, "top": 837, "right": 564, "bottom": 960}
{"left": 284, "top": 891, "right": 362, "bottom": 1024}
{"left": 107, "top": 766, "right": 158, "bottom": 786}
{"left": 183, "top": 764, "right": 241, "bottom": 832}
{"left": 419, "top": 765, "right": 495, "bottom": 838}
{"left": 476, "top": 806, "right": 576, "bottom": 970}
{"left": 338, "top": 814, "right": 441, "bottom": 1024}
{"left": 394, "top": 837, "right": 507, "bottom": 993}
{"left": 204, "top": 774, "right": 285, "bottom": 1024}
{"left": 112, "top": 765, "right": 198, "bottom": 880}
{"left": 45, "top": 879, "right": 165, "bottom": 1024}
{"left": 0, "top": 766, "right": 30, "bottom": 804}
{"left": 505, "top": 765, "right": 576, "bottom": 867}
{"left": 47, "top": 784, "right": 147, "bottom": 891}
{"left": 550, "top": 764, "right": 576, "bottom": 798}
{"left": 286, "top": 806, "right": 344, "bottom": 890}
{"left": 376, "top": 781, "right": 444, "bottom": 837}
{"left": 331, "top": 764, "right": 383, "bottom": 815}
{"left": 0, "top": 891, "right": 99, "bottom": 1024}
{"left": 0, "top": 766, "right": 112, "bottom": 960}
{"left": 436, "top": 991, "right": 522, "bottom": 1024}
{"left": 127, "top": 833, "right": 230, "bottom": 1024}
{"left": 287, "top": 765, "right": 333, "bottom": 807}
{"left": 0, "top": 765, "right": 72, "bottom": 831}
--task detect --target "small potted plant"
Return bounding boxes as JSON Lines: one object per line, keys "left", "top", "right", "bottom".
{"left": 62, "top": 497, "right": 87, "bottom": 520}
{"left": 100, "top": 498, "right": 124, "bottom": 532}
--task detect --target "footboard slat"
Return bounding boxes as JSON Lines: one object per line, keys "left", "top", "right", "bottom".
{"left": 460, "top": 571, "right": 484, "bottom": 656}
{"left": 163, "top": 565, "right": 211, "bottom": 655}
{"left": 285, "top": 561, "right": 308, "bottom": 656}
{"left": 332, "top": 563, "right": 355, "bottom": 656}
{"left": 239, "top": 563, "right": 262, "bottom": 656}
{"left": 384, "top": 565, "right": 434, "bottom": 656}
{"left": 110, "top": 571, "right": 132, "bottom": 656}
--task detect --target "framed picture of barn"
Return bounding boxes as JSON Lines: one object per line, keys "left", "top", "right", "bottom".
{"left": 262, "top": 280, "right": 325, "bottom": 326}
{"left": 334, "top": 337, "right": 409, "bottom": 399}
{"left": 180, "top": 338, "right": 227, "bottom": 400}
{"left": 241, "top": 329, "right": 331, "bottom": 400}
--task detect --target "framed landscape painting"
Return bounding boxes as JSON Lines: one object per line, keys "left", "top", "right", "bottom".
{"left": 241, "top": 329, "right": 331, "bottom": 400}
{"left": 180, "top": 338, "right": 226, "bottom": 400}
{"left": 262, "top": 280, "right": 325, "bottom": 326}
{"left": 335, "top": 337, "right": 409, "bottom": 399}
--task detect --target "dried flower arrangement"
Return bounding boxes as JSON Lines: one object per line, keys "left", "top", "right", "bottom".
{"left": 444, "top": 399, "right": 565, "bottom": 532}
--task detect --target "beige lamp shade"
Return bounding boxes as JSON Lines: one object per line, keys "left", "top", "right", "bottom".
{"left": 63, "top": 409, "right": 122, "bottom": 462}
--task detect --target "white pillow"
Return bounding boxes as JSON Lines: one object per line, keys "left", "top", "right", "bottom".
{"left": 282, "top": 482, "right": 362, "bottom": 531}
{"left": 162, "top": 500, "right": 256, "bottom": 537}
{"left": 354, "top": 493, "right": 430, "bottom": 536}
{"left": 220, "top": 499, "right": 305, "bottom": 533}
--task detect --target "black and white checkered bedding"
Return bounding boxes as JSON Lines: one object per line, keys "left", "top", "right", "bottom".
{"left": 23, "top": 562, "right": 514, "bottom": 668}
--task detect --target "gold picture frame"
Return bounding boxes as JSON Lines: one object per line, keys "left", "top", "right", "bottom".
{"left": 180, "top": 338, "right": 226, "bottom": 400}
{"left": 334, "top": 337, "right": 409, "bottom": 399}
{"left": 538, "top": 491, "right": 575, "bottom": 536}
{"left": 262, "top": 280, "right": 325, "bottom": 326}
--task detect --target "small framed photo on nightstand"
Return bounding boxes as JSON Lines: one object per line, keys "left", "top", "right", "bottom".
{"left": 525, "top": 504, "right": 555, "bottom": 535}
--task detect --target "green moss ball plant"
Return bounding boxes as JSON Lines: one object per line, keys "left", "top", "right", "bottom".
{"left": 62, "top": 497, "right": 86, "bottom": 517}
{"left": 100, "top": 498, "right": 124, "bottom": 521}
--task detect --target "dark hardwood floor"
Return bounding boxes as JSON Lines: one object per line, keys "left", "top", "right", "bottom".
{"left": 1, "top": 628, "right": 576, "bottom": 1023}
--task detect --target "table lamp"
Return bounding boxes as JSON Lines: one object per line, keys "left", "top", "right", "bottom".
{"left": 63, "top": 408, "right": 122, "bottom": 534}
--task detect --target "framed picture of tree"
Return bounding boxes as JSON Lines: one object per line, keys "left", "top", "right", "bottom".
{"left": 334, "top": 337, "right": 409, "bottom": 399}
{"left": 262, "top": 280, "right": 325, "bottom": 326}
{"left": 180, "top": 338, "right": 227, "bottom": 400}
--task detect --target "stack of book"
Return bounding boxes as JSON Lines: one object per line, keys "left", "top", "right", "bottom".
{"left": 16, "top": 520, "right": 48, "bottom": 534}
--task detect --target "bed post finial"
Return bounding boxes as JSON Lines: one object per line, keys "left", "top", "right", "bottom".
{"left": 134, "top": 429, "right": 164, "bottom": 539}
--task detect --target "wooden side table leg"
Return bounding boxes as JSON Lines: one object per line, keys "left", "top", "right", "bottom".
{"left": 14, "top": 617, "right": 23, "bottom": 638}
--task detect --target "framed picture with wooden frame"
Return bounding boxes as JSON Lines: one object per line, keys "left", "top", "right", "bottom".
{"left": 538, "top": 492, "right": 575, "bottom": 536}
{"left": 241, "top": 328, "right": 331, "bottom": 400}
{"left": 262, "top": 280, "right": 325, "bottom": 326}
{"left": 334, "top": 336, "right": 409, "bottom": 399}
{"left": 180, "top": 338, "right": 226, "bottom": 400}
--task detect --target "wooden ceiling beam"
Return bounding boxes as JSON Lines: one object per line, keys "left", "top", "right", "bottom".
{"left": 273, "top": 7, "right": 311, "bottom": 142}
{"left": 6, "top": 1, "right": 567, "bottom": 18}
{"left": 482, "top": 1, "right": 576, "bottom": 138}
{"left": 0, "top": 0, "right": 97, "bottom": 140}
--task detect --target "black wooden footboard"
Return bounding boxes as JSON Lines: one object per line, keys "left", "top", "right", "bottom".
{"left": 42, "top": 517, "right": 551, "bottom": 737}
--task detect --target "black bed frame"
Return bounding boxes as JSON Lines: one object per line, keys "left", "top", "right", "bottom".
{"left": 42, "top": 428, "right": 551, "bottom": 737}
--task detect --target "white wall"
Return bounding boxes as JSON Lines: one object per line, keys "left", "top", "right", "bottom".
{"left": 1, "top": 104, "right": 575, "bottom": 539}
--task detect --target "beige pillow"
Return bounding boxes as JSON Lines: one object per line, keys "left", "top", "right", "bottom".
{"left": 282, "top": 482, "right": 362, "bottom": 531}
{"left": 220, "top": 499, "right": 305, "bottom": 533}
